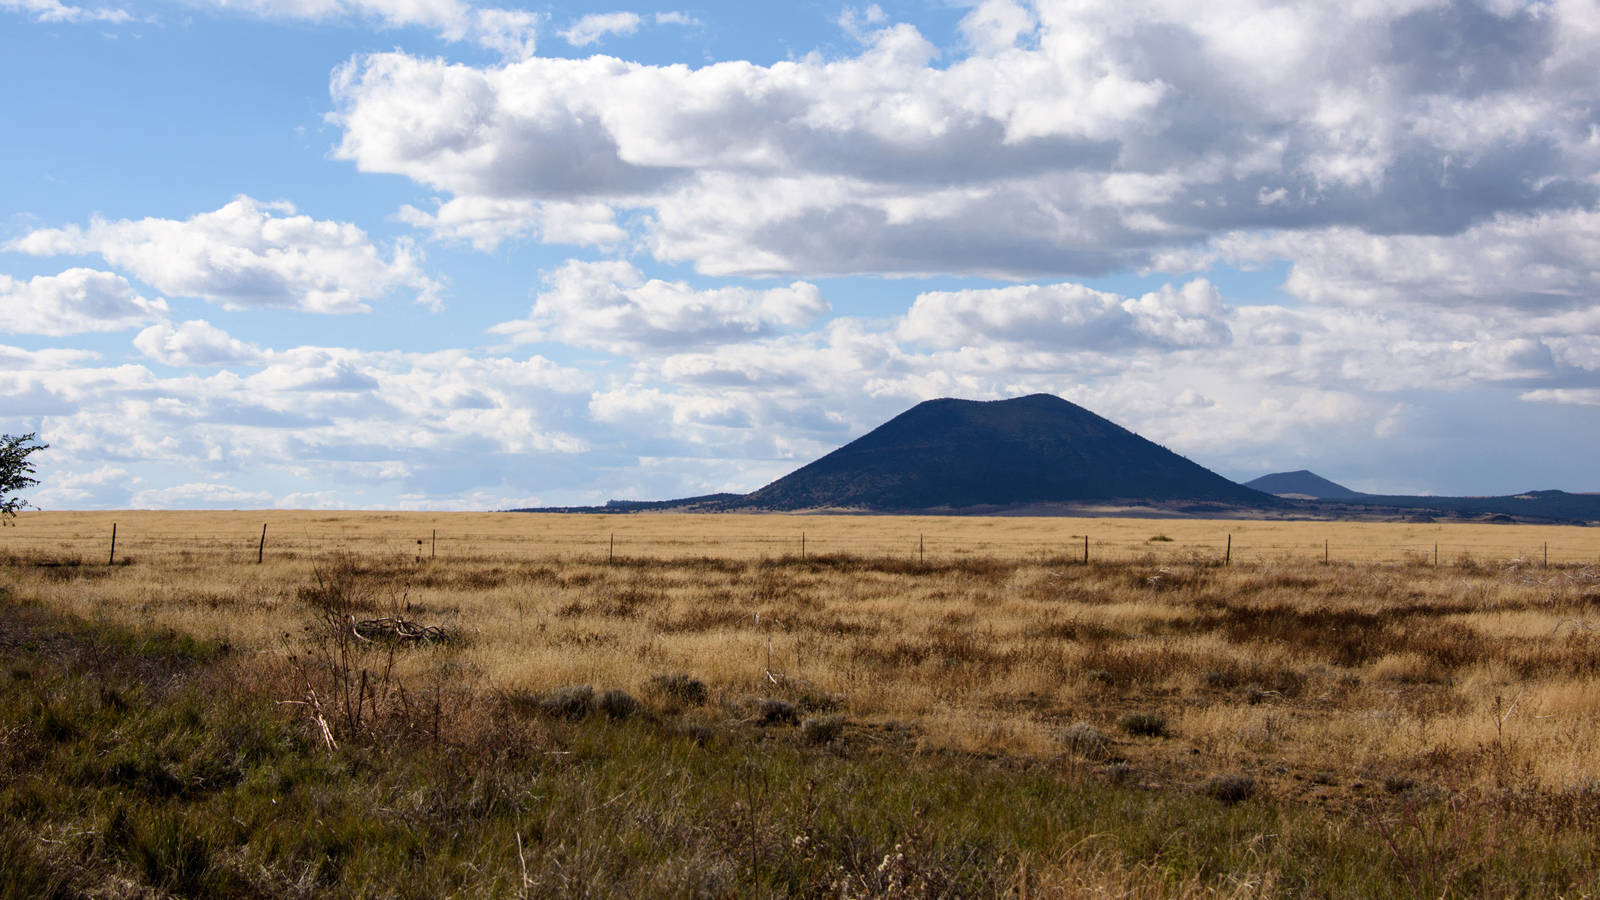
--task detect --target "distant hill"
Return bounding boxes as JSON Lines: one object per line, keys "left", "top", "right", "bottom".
{"left": 1241, "top": 473, "right": 1600, "bottom": 523}
{"left": 728, "top": 394, "right": 1277, "bottom": 512}
{"left": 1316, "top": 490, "right": 1600, "bottom": 524}
{"left": 1246, "top": 470, "right": 1365, "bottom": 500}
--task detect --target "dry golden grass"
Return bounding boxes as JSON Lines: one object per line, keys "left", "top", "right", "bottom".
{"left": 4, "top": 508, "right": 1595, "bottom": 564}
{"left": 7, "top": 509, "right": 1600, "bottom": 805}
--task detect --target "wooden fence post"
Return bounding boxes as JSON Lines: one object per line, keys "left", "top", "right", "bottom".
{"left": 431, "top": 529, "right": 436, "bottom": 559}
{"left": 258, "top": 523, "right": 267, "bottom": 564}
{"left": 1083, "top": 535, "right": 1089, "bottom": 565}
{"left": 108, "top": 523, "right": 117, "bottom": 566}
{"left": 919, "top": 533, "right": 924, "bottom": 563}
{"left": 1324, "top": 539, "right": 1329, "bottom": 565}
{"left": 801, "top": 531, "right": 806, "bottom": 560}
{"left": 1225, "top": 534, "right": 1231, "bottom": 566}
{"left": 609, "top": 533, "right": 614, "bottom": 563}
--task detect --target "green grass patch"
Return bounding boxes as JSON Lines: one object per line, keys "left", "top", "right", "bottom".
{"left": 2, "top": 592, "right": 1599, "bottom": 897}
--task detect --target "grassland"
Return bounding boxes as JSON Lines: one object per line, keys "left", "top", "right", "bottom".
{"left": 5, "top": 511, "right": 1600, "bottom": 896}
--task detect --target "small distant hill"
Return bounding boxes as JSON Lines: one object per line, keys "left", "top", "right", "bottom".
{"left": 1323, "top": 489, "right": 1600, "bottom": 523}
{"left": 1240, "top": 472, "right": 1600, "bottom": 523}
{"left": 730, "top": 394, "right": 1277, "bottom": 512}
{"left": 600, "top": 494, "right": 743, "bottom": 511}
{"left": 1245, "top": 470, "right": 1365, "bottom": 500}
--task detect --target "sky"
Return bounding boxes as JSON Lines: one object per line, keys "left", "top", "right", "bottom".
{"left": 3, "top": 0, "right": 1600, "bottom": 510}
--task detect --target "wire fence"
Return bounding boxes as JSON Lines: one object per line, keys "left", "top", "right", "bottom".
{"left": 2, "top": 524, "right": 1595, "bottom": 569}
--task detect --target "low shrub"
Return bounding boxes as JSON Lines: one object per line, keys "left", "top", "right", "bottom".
{"left": 1058, "top": 722, "right": 1109, "bottom": 759}
{"left": 757, "top": 699, "right": 799, "bottom": 726}
{"left": 1117, "top": 711, "right": 1169, "bottom": 738}
{"left": 801, "top": 714, "right": 845, "bottom": 744}
{"left": 647, "top": 673, "right": 708, "bottom": 706}
{"left": 1201, "top": 774, "right": 1256, "bottom": 805}
{"left": 595, "top": 688, "right": 639, "bottom": 720}
{"left": 541, "top": 684, "right": 595, "bottom": 720}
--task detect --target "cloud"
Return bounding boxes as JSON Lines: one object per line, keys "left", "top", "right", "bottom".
{"left": 130, "top": 482, "right": 274, "bottom": 509}
{"left": 10, "top": 196, "right": 443, "bottom": 313}
{"left": 397, "top": 196, "right": 626, "bottom": 250}
{"left": 328, "top": 1, "right": 1600, "bottom": 279}
{"left": 899, "top": 278, "right": 1230, "bottom": 351}
{"left": 0, "top": 337, "right": 598, "bottom": 509}
{"left": 0, "top": 360, "right": 159, "bottom": 420}
{"left": 188, "top": 0, "right": 541, "bottom": 59}
{"left": 1, "top": 268, "right": 168, "bottom": 335}
{"left": 1178, "top": 208, "right": 1600, "bottom": 314}
{"left": 490, "top": 259, "right": 830, "bottom": 353}
{"left": 1520, "top": 389, "right": 1600, "bottom": 408}
{"left": 467, "top": 7, "right": 541, "bottom": 60}
{"left": 837, "top": 4, "right": 888, "bottom": 42}
{"left": 12, "top": 259, "right": 1600, "bottom": 508}
{"left": 1, "top": 0, "right": 130, "bottom": 24}
{"left": 654, "top": 11, "right": 698, "bottom": 27}
{"left": 329, "top": 53, "right": 682, "bottom": 200}
{"left": 28, "top": 465, "right": 136, "bottom": 509}
{"left": 0, "top": 343, "right": 100, "bottom": 370}
{"left": 134, "top": 320, "right": 264, "bottom": 367}
{"left": 559, "top": 11, "right": 640, "bottom": 46}
{"left": 959, "top": 0, "right": 1036, "bottom": 53}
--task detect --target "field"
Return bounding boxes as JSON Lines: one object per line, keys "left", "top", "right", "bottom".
{"left": 5, "top": 511, "right": 1600, "bottom": 896}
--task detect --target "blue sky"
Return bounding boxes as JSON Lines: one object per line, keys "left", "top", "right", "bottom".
{"left": 4, "top": 0, "right": 1600, "bottom": 510}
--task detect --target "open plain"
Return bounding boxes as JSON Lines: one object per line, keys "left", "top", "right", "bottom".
{"left": 6, "top": 510, "right": 1600, "bottom": 896}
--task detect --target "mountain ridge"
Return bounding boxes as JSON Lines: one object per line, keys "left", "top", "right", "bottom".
{"left": 516, "top": 394, "right": 1280, "bottom": 514}
{"left": 1245, "top": 470, "right": 1365, "bottom": 500}
{"left": 509, "top": 395, "right": 1600, "bottom": 524}
{"left": 732, "top": 394, "right": 1276, "bottom": 511}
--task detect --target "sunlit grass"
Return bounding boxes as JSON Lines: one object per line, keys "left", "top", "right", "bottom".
{"left": 5, "top": 508, "right": 1596, "bottom": 564}
{"left": 7, "top": 511, "right": 1600, "bottom": 894}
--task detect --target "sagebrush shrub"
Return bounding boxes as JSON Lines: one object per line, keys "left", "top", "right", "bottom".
{"left": 647, "top": 673, "right": 707, "bottom": 706}
{"left": 1201, "top": 774, "right": 1255, "bottom": 805}
{"left": 1058, "top": 722, "right": 1109, "bottom": 759}
{"left": 801, "top": 714, "right": 845, "bottom": 744}
{"left": 1118, "top": 711, "right": 1169, "bottom": 737}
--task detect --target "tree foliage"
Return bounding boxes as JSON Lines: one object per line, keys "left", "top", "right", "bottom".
{"left": 1, "top": 432, "right": 48, "bottom": 522}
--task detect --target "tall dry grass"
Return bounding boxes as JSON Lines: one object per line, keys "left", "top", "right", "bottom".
{"left": 4, "top": 508, "right": 1595, "bottom": 564}
{"left": 6, "top": 510, "right": 1600, "bottom": 803}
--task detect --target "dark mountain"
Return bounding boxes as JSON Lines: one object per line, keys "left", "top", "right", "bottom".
{"left": 505, "top": 395, "right": 1600, "bottom": 521}
{"left": 1246, "top": 470, "right": 1365, "bottom": 500}
{"left": 730, "top": 394, "right": 1277, "bottom": 511}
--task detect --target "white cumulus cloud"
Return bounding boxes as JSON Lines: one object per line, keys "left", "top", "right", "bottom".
{"left": 1, "top": 268, "right": 168, "bottom": 335}
{"left": 327, "top": 1, "right": 1600, "bottom": 280}
{"left": 959, "top": 0, "right": 1036, "bottom": 53}
{"left": 134, "top": 320, "right": 265, "bottom": 367}
{"left": 397, "top": 196, "right": 626, "bottom": 250}
{"left": 490, "top": 259, "right": 830, "bottom": 353}
{"left": 1184, "top": 208, "right": 1600, "bottom": 313}
{"left": 0, "top": 339, "right": 598, "bottom": 508}
{"left": 10, "top": 196, "right": 443, "bottom": 314}
{"left": 559, "top": 11, "right": 640, "bottom": 46}
{"left": 900, "top": 279, "right": 1230, "bottom": 350}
